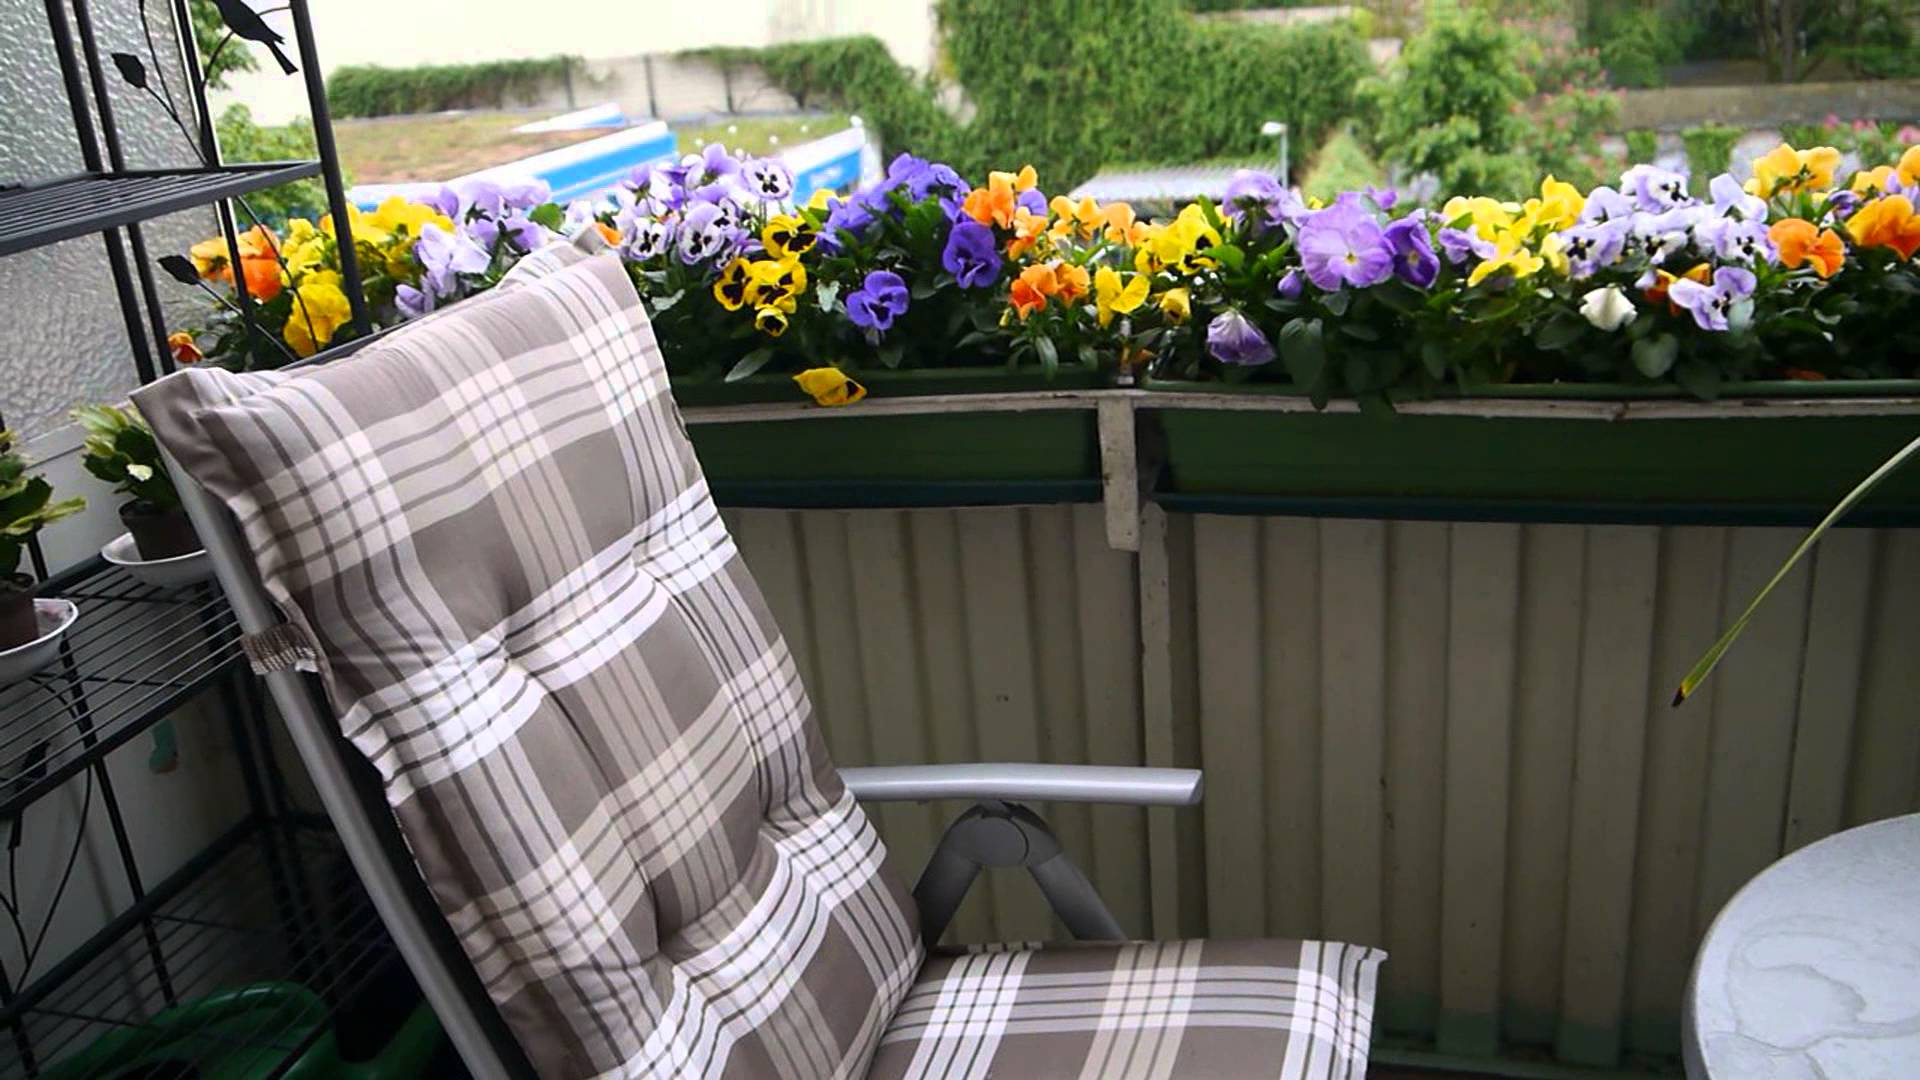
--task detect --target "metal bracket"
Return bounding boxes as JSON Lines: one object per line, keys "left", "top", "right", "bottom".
{"left": 912, "top": 800, "right": 1127, "bottom": 949}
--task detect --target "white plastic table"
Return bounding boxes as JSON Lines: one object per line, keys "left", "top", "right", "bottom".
{"left": 1685, "top": 812, "right": 1920, "bottom": 1078}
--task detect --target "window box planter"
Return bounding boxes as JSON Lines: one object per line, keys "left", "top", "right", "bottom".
{"left": 1142, "top": 378, "right": 1920, "bottom": 525}
{"left": 672, "top": 367, "right": 1107, "bottom": 508}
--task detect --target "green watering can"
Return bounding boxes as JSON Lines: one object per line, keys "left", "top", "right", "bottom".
{"left": 37, "top": 981, "right": 441, "bottom": 1080}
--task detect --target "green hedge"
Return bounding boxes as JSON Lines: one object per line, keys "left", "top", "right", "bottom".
{"left": 328, "top": 56, "right": 580, "bottom": 118}
{"left": 1681, "top": 122, "right": 1742, "bottom": 176}
{"left": 741, "top": 0, "right": 1368, "bottom": 190}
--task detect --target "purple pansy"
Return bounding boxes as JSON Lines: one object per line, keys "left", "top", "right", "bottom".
{"left": 845, "top": 269, "right": 910, "bottom": 335}
{"left": 1364, "top": 184, "right": 1401, "bottom": 211}
{"left": 1708, "top": 173, "right": 1767, "bottom": 222}
{"left": 676, "top": 201, "right": 734, "bottom": 264}
{"left": 941, "top": 219, "right": 1001, "bottom": 289}
{"left": 1384, "top": 216, "right": 1439, "bottom": 288}
{"left": 1438, "top": 227, "right": 1495, "bottom": 265}
{"left": 1695, "top": 216, "right": 1777, "bottom": 263}
{"left": 744, "top": 158, "right": 793, "bottom": 201}
{"left": 1621, "top": 164, "right": 1690, "bottom": 212}
{"left": 623, "top": 217, "right": 672, "bottom": 262}
{"left": 1206, "top": 310, "right": 1275, "bottom": 367}
{"left": 1297, "top": 195, "right": 1393, "bottom": 290}
{"left": 1552, "top": 221, "right": 1628, "bottom": 279}
{"left": 1579, "top": 185, "right": 1635, "bottom": 223}
{"left": 1667, "top": 266, "right": 1757, "bottom": 331}
{"left": 415, "top": 221, "right": 490, "bottom": 297}
{"left": 1276, "top": 268, "right": 1305, "bottom": 299}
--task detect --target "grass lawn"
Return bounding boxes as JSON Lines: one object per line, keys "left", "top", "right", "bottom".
{"left": 335, "top": 110, "right": 850, "bottom": 185}
{"left": 334, "top": 111, "right": 605, "bottom": 183}
{"left": 676, "top": 114, "right": 849, "bottom": 158}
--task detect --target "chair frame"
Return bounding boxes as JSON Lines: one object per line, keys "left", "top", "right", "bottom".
{"left": 168, "top": 446, "right": 1204, "bottom": 1079}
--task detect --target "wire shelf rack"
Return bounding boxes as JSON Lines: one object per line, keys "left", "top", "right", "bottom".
{"left": 0, "top": 164, "right": 321, "bottom": 257}
{"left": 0, "top": 821, "right": 411, "bottom": 1080}
{"left": 0, "top": 562, "right": 245, "bottom": 821}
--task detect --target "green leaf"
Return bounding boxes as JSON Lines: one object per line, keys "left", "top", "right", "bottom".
{"left": 528, "top": 202, "right": 565, "bottom": 231}
{"left": 1208, "top": 243, "right": 1245, "bottom": 271}
{"left": 1355, "top": 392, "right": 1396, "bottom": 420}
{"left": 1320, "top": 290, "right": 1352, "bottom": 317}
{"left": 1338, "top": 321, "right": 1381, "bottom": 342}
{"left": 1533, "top": 313, "right": 1587, "bottom": 352}
{"left": 725, "top": 347, "right": 775, "bottom": 382}
{"left": 1631, "top": 333, "right": 1679, "bottom": 379}
{"left": 878, "top": 342, "right": 905, "bottom": 369}
{"left": 1278, "top": 318, "right": 1325, "bottom": 390}
{"left": 1420, "top": 342, "right": 1448, "bottom": 380}
{"left": 1675, "top": 431, "right": 1920, "bottom": 705}
{"left": 650, "top": 290, "right": 684, "bottom": 314}
{"left": 1034, "top": 334, "right": 1059, "bottom": 375}
{"left": 910, "top": 280, "right": 939, "bottom": 300}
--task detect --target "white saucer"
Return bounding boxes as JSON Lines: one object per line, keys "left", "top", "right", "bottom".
{"left": 102, "top": 532, "right": 214, "bottom": 589}
{"left": 0, "top": 599, "right": 80, "bottom": 683}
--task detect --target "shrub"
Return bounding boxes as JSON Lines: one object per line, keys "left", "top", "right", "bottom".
{"left": 1624, "top": 128, "right": 1659, "bottom": 165}
{"left": 327, "top": 57, "right": 579, "bottom": 118}
{"left": 1300, "top": 129, "right": 1382, "bottom": 201}
{"left": 1681, "top": 122, "right": 1741, "bottom": 176}
{"left": 748, "top": 0, "right": 1369, "bottom": 190}
{"left": 1585, "top": 4, "right": 1685, "bottom": 88}
{"left": 1357, "top": 0, "right": 1537, "bottom": 198}
{"left": 216, "top": 105, "right": 335, "bottom": 225}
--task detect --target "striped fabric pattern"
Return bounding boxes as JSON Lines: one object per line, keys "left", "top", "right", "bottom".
{"left": 871, "top": 939, "right": 1383, "bottom": 1080}
{"left": 135, "top": 246, "right": 923, "bottom": 1078}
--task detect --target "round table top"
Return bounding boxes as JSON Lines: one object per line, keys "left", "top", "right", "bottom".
{"left": 1686, "top": 812, "right": 1920, "bottom": 1078}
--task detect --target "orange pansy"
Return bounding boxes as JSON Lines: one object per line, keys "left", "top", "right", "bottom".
{"left": 1010, "top": 263, "right": 1059, "bottom": 320}
{"left": 1847, "top": 195, "right": 1920, "bottom": 260}
{"left": 1053, "top": 262, "right": 1090, "bottom": 305}
{"left": 1769, "top": 218, "right": 1846, "bottom": 278}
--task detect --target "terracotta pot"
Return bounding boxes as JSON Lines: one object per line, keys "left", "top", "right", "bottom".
{"left": 0, "top": 574, "right": 37, "bottom": 651}
{"left": 121, "top": 501, "right": 199, "bottom": 561}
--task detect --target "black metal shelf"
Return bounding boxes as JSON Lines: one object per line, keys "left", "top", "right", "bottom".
{"left": 0, "top": 560, "right": 245, "bottom": 821}
{"left": 0, "top": 162, "right": 320, "bottom": 257}
{"left": 0, "top": 819, "right": 413, "bottom": 1080}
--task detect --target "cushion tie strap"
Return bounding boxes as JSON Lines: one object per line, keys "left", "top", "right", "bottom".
{"left": 240, "top": 623, "right": 318, "bottom": 674}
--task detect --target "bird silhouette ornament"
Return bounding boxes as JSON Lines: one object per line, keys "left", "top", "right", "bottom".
{"left": 208, "top": 0, "right": 297, "bottom": 75}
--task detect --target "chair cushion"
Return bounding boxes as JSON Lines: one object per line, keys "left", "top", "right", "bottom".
{"left": 135, "top": 242, "right": 922, "bottom": 1078}
{"left": 867, "top": 938, "right": 1384, "bottom": 1079}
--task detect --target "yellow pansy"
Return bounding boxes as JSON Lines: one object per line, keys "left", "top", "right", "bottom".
{"left": 794, "top": 367, "right": 866, "bottom": 406}
{"left": 1852, "top": 165, "right": 1896, "bottom": 195}
{"left": 761, "top": 214, "right": 818, "bottom": 259}
{"left": 1466, "top": 236, "right": 1544, "bottom": 287}
{"left": 1746, "top": 143, "right": 1842, "bottom": 197}
{"left": 1442, "top": 196, "right": 1519, "bottom": 242}
{"left": 1093, "top": 266, "right": 1149, "bottom": 328}
{"left": 1540, "top": 231, "right": 1570, "bottom": 276}
{"left": 753, "top": 306, "right": 790, "bottom": 337}
{"left": 279, "top": 218, "right": 330, "bottom": 280}
{"left": 281, "top": 271, "right": 352, "bottom": 357}
{"left": 1049, "top": 195, "right": 1107, "bottom": 241}
{"left": 713, "top": 257, "right": 751, "bottom": 311}
{"left": 1899, "top": 145, "right": 1920, "bottom": 189}
{"left": 362, "top": 195, "right": 453, "bottom": 241}
{"left": 1522, "top": 175, "right": 1585, "bottom": 232}
{"left": 744, "top": 258, "right": 807, "bottom": 311}
{"left": 1157, "top": 287, "right": 1191, "bottom": 324}
{"left": 1135, "top": 205, "right": 1220, "bottom": 276}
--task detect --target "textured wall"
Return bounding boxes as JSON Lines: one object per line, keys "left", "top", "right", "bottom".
{"left": 1, "top": 0, "right": 213, "bottom": 444}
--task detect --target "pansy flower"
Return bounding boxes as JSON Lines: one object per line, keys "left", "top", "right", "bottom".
{"left": 1667, "top": 266, "right": 1756, "bottom": 331}
{"left": 744, "top": 158, "right": 794, "bottom": 201}
{"left": 1298, "top": 195, "right": 1393, "bottom": 290}
{"left": 1621, "top": 164, "right": 1689, "bottom": 211}
{"left": 1093, "top": 267, "right": 1148, "bottom": 328}
{"left": 761, "top": 214, "right": 817, "bottom": 259}
{"left": 1769, "top": 218, "right": 1845, "bottom": 277}
{"left": 942, "top": 219, "right": 1002, "bottom": 289}
{"left": 1205, "top": 310, "right": 1273, "bottom": 366}
{"left": 845, "top": 269, "right": 910, "bottom": 335}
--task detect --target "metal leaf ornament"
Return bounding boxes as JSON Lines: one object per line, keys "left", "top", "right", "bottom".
{"left": 110, "top": 51, "right": 147, "bottom": 90}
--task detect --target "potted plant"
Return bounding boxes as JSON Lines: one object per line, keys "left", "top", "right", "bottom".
{"left": 74, "top": 404, "right": 198, "bottom": 560}
{"left": 0, "top": 429, "right": 85, "bottom": 653}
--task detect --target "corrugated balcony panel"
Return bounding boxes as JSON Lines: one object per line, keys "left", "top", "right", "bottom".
{"left": 1177, "top": 515, "right": 1920, "bottom": 1067}
{"left": 719, "top": 501, "right": 1920, "bottom": 1069}
{"left": 723, "top": 505, "right": 1151, "bottom": 946}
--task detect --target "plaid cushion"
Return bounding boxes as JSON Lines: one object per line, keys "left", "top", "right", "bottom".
{"left": 867, "top": 939, "right": 1384, "bottom": 1080}
{"left": 134, "top": 248, "right": 923, "bottom": 1078}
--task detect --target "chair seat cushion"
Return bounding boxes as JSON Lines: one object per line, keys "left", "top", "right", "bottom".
{"left": 867, "top": 938, "right": 1383, "bottom": 1080}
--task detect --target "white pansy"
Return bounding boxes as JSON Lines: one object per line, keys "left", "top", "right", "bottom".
{"left": 1580, "top": 285, "right": 1637, "bottom": 331}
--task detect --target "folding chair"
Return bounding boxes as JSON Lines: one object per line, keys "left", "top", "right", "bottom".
{"left": 136, "top": 238, "right": 1384, "bottom": 1079}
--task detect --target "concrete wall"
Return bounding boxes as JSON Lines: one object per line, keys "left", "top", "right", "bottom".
{"left": 214, "top": 0, "right": 938, "bottom": 124}
{"left": 1619, "top": 78, "right": 1920, "bottom": 131}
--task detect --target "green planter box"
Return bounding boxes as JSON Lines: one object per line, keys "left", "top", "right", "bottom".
{"left": 674, "top": 368, "right": 1105, "bottom": 508}
{"left": 1144, "top": 379, "right": 1920, "bottom": 525}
